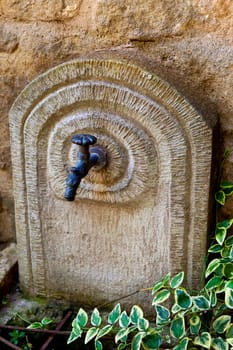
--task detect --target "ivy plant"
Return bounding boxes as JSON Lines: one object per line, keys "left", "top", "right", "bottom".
{"left": 68, "top": 180, "right": 233, "bottom": 350}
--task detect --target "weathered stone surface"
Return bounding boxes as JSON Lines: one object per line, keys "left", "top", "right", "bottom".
{"left": 0, "top": 243, "right": 17, "bottom": 296}
{"left": 0, "top": 0, "right": 82, "bottom": 21}
{"left": 0, "top": 0, "right": 233, "bottom": 277}
{"left": 9, "top": 59, "right": 213, "bottom": 313}
{"left": 0, "top": 27, "right": 18, "bottom": 53}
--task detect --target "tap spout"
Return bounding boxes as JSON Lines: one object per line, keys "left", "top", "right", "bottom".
{"left": 64, "top": 134, "right": 107, "bottom": 201}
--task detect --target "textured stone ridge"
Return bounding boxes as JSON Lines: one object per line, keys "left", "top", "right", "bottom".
{"left": 9, "top": 59, "right": 213, "bottom": 311}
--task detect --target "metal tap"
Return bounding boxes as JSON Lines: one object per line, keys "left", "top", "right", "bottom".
{"left": 64, "top": 134, "right": 107, "bottom": 201}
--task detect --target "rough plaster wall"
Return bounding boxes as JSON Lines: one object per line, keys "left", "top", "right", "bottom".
{"left": 0, "top": 0, "right": 233, "bottom": 242}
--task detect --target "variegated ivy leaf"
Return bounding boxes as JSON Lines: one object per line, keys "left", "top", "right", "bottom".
{"left": 189, "top": 314, "right": 201, "bottom": 335}
{"left": 205, "top": 276, "right": 222, "bottom": 290}
{"left": 213, "top": 315, "right": 231, "bottom": 334}
{"left": 152, "top": 289, "right": 170, "bottom": 305}
{"left": 115, "top": 328, "right": 129, "bottom": 343}
{"left": 171, "top": 303, "right": 182, "bottom": 314}
{"left": 220, "top": 181, "right": 233, "bottom": 190}
{"left": 108, "top": 303, "right": 121, "bottom": 324}
{"left": 152, "top": 274, "right": 170, "bottom": 294}
{"left": 95, "top": 340, "right": 103, "bottom": 350}
{"left": 174, "top": 288, "right": 192, "bottom": 309}
{"left": 205, "top": 259, "right": 221, "bottom": 278}
{"left": 130, "top": 305, "right": 144, "bottom": 324}
{"left": 117, "top": 343, "right": 128, "bottom": 350}
{"left": 119, "top": 311, "right": 130, "bottom": 328}
{"left": 215, "top": 190, "right": 225, "bottom": 206}
{"left": 76, "top": 308, "right": 88, "bottom": 328}
{"left": 194, "top": 332, "right": 211, "bottom": 349}
{"left": 192, "top": 296, "right": 210, "bottom": 310}
{"left": 226, "top": 324, "right": 233, "bottom": 338}
{"left": 223, "top": 263, "right": 233, "bottom": 279}
{"left": 215, "top": 227, "right": 227, "bottom": 246}
{"left": 217, "top": 219, "right": 233, "bottom": 230}
{"left": 173, "top": 337, "right": 189, "bottom": 350}
{"left": 210, "top": 290, "right": 217, "bottom": 307}
{"left": 170, "top": 272, "right": 184, "bottom": 289}
{"left": 225, "top": 235, "right": 233, "bottom": 247}
{"left": 67, "top": 325, "right": 82, "bottom": 344}
{"left": 85, "top": 327, "right": 99, "bottom": 344}
{"left": 131, "top": 332, "right": 145, "bottom": 350}
{"left": 211, "top": 337, "right": 229, "bottom": 350}
{"left": 137, "top": 317, "right": 149, "bottom": 331}
{"left": 225, "top": 287, "right": 233, "bottom": 308}
{"left": 221, "top": 246, "right": 231, "bottom": 258}
{"left": 96, "top": 325, "right": 113, "bottom": 340}
{"left": 155, "top": 304, "right": 170, "bottom": 324}
{"left": 91, "top": 308, "right": 102, "bottom": 327}
{"left": 208, "top": 244, "right": 222, "bottom": 253}
{"left": 170, "top": 316, "right": 185, "bottom": 339}
{"left": 41, "top": 317, "right": 53, "bottom": 326}
{"left": 226, "top": 338, "right": 233, "bottom": 347}
{"left": 142, "top": 334, "right": 162, "bottom": 350}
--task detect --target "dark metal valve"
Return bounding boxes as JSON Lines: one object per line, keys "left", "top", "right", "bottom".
{"left": 64, "top": 134, "right": 107, "bottom": 201}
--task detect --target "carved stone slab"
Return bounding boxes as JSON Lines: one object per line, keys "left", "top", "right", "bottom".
{"left": 9, "top": 59, "right": 213, "bottom": 311}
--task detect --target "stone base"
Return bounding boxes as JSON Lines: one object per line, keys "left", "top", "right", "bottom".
{"left": 0, "top": 243, "right": 18, "bottom": 299}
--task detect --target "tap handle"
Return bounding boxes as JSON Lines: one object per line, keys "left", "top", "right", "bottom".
{"left": 72, "top": 134, "right": 97, "bottom": 147}
{"left": 72, "top": 134, "right": 97, "bottom": 158}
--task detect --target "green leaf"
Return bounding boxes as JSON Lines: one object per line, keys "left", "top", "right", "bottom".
{"left": 41, "top": 317, "right": 53, "bottom": 326}
{"left": 224, "top": 188, "right": 233, "bottom": 196}
{"left": 225, "top": 280, "right": 233, "bottom": 289}
{"left": 115, "top": 328, "right": 129, "bottom": 343}
{"left": 217, "top": 219, "right": 233, "bottom": 230}
{"left": 27, "top": 322, "right": 42, "bottom": 329}
{"left": 211, "top": 337, "right": 229, "bottom": 350}
{"left": 171, "top": 303, "right": 182, "bottom": 314}
{"left": 223, "top": 263, "right": 233, "bottom": 279}
{"left": 215, "top": 190, "right": 226, "bottom": 205}
{"left": 96, "top": 325, "right": 113, "bottom": 340}
{"left": 189, "top": 314, "right": 201, "bottom": 335}
{"left": 205, "top": 259, "right": 221, "bottom": 278}
{"left": 225, "top": 287, "right": 233, "bottom": 308}
{"left": 130, "top": 306, "right": 144, "bottom": 324}
{"left": 152, "top": 289, "right": 170, "bottom": 305}
{"left": 194, "top": 332, "right": 211, "bottom": 349}
{"left": 170, "top": 316, "right": 185, "bottom": 339}
{"left": 192, "top": 296, "right": 210, "bottom": 310}
{"left": 152, "top": 281, "right": 165, "bottom": 294}
{"left": 91, "top": 308, "right": 102, "bottom": 327}
{"left": 118, "top": 343, "right": 128, "bottom": 350}
{"left": 137, "top": 318, "right": 149, "bottom": 332}
{"left": 208, "top": 244, "right": 222, "bottom": 253}
{"left": 170, "top": 272, "right": 184, "bottom": 289}
{"left": 142, "top": 334, "right": 162, "bottom": 350}
{"left": 95, "top": 340, "right": 103, "bottom": 350}
{"left": 155, "top": 304, "right": 170, "bottom": 324}
{"left": 119, "top": 311, "right": 130, "bottom": 328}
{"left": 215, "top": 227, "right": 227, "bottom": 246}
{"left": 213, "top": 315, "right": 231, "bottom": 334}
{"left": 67, "top": 325, "right": 82, "bottom": 344}
{"left": 174, "top": 288, "right": 192, "bottom": 309}
{"left": 108, "top": 304, "right": 121, "bottom": 324}
{"left": 210, "top": 290, "right": 217, "bottom": 307}
{"left": 226, "top": 324, "right": 233, "bottom": 338}
{"left": 132, "top": 332, "right": 144, "bottom": 350}
{"left": 226, "top": 338, "right": 233, "bottom": 346}
{"left": 220, "top": 181, "right": 233, "bottom": 190}
{"left": 85, "top": 327, "right": 99, "bottom": 344}
{"left": 76, "top": 308, "right": 88, "bottom": 328}
{"left": 205, "top": 276, "right": 222, "bottom": 290}
{"left": 173, "top": 337, "right": 189, "bottom": 350}
{"left": 221, "top": 246, "right": 231, "bottom": 258}
{"left": 225, "top": 236, "right": 233, "bottom": 247}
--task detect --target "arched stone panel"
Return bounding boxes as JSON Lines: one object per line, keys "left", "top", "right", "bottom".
{"left": 9, "top": 59, "right": 213, "bottom": 311}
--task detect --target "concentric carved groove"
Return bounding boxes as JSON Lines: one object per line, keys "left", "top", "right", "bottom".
{"left": 9, "top": 59, "right": 214, "bottom": 302}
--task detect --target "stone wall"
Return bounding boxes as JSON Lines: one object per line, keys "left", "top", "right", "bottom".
{"left": 1, "top": 0, "right": 233, "bottom": 242}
